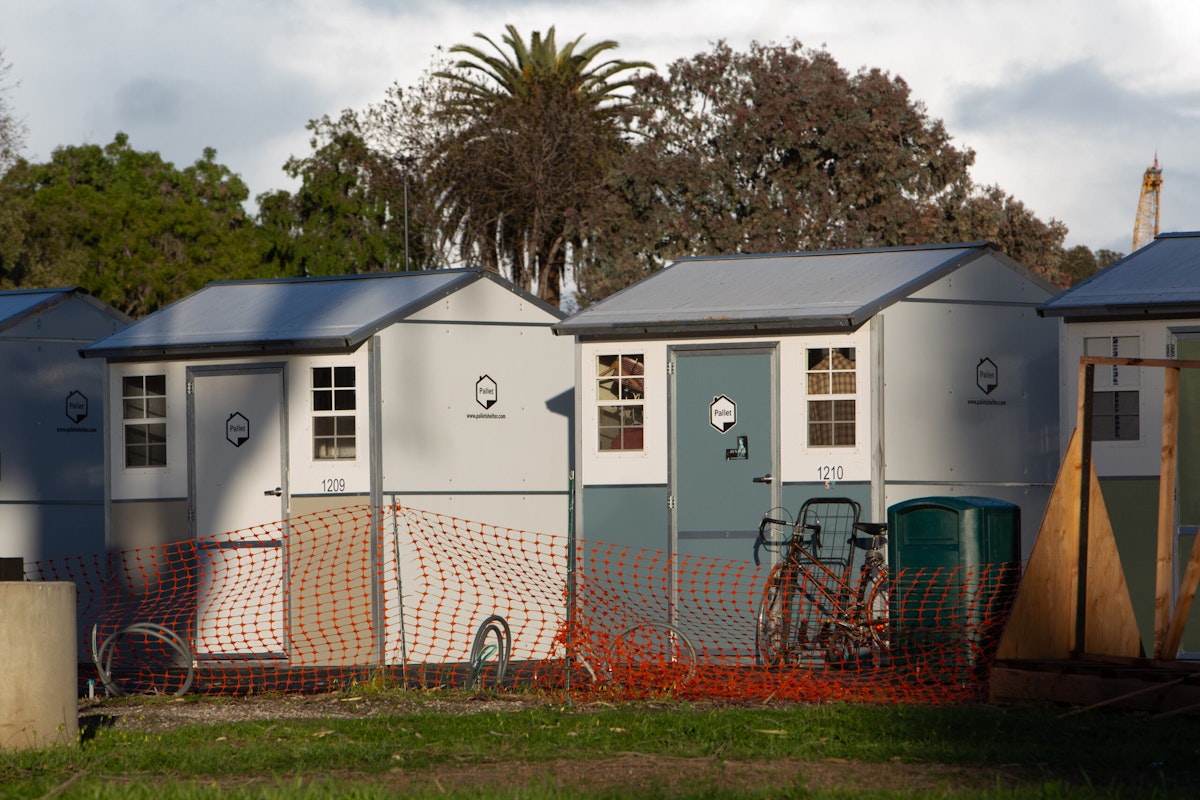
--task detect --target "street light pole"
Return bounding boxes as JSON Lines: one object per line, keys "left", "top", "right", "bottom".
{"left": 398, "top": 155, "right": 415, "bottom": 270}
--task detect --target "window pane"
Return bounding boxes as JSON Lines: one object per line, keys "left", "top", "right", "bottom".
{"left": 808, "top": 400, "right": 832, "bottom": 422}
{"left": 833, "top": 400, "right": 855, "bottom": 421}
{"left": 122, "top": 376, "right": 143, "bottom": 396}
{"left": 335, "top": 416, "right": 356, "bottom": 435}
{"left": 807, "top": 348, "right": 830, "bottom": 370}
{"left": 145, "top": 375, "right": 166, "bottom": 396}
{"left": 145, "top": 423, "right": 166, "bottom": 445}
{"left": 313, "top": 391, "right": 333, "bottom": 411}
{"left": 833, "top": 422, "right": 856, "bottom": 446}
{"left": 126, "top": 425, "right": 147, "bottom": 445}
{"left": 314, "top": 417, "right": 336, "bottom": 436}
{"left": 123, "top": 398, "right": 145, "bottom": 420}
{"left": 807, "top": 373, "right": 830, "bottom": 394}
{"left": 312, "top": 367, "right": 332, "bottom": 388}
{"left": 334, "top": 366, "right": 355, "bottom": 387}
{"left": 809, "top": 423, "right": 832, "bottom": 446}
{"left": 334, "top": 389, "right": 356, "bottom": 410}
{"left": 146, "top": 397, "right": 166, "bottom": 418}
{"left": 147, "top": 443, "right": 167, "bottom": 467}
{"left": 830, "top": 371, "right": 855, "bottom": 394}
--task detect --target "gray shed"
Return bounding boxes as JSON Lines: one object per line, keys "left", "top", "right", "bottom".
{"left": 554, "top": 243, "right": 1060, "bottom": 655}
{"left": 1039, "top": 230, "right": 1200, "bottom": 654}
{"left": 81, "top": 268, "right": 573, "bottom": 665}
{"left": 0, "top": 288, "right": 130, "bottom": 564}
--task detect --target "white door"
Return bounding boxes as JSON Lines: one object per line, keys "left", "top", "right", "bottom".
{"left": 190, "top": 365, "right": 287, "bottom": 658}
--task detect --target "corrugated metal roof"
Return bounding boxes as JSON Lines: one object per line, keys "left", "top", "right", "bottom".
{"left": 1040, "top": 232, "right": 1200, "bottom": 319}
{"left": 554, "top": 242, "right": 999, "bottom": 337}
{"left": 81, "top": 269, "right": 489, "bottom": 359}
{"left": 0, "top": 287, "right": 80, "bottom": 332}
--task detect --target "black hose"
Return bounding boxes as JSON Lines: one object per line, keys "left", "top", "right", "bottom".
{"left": 91, "top": 622, "right": 195, "bottom": 698}
{"left": 467, "top": 615, "right": 511, "bottom": 690}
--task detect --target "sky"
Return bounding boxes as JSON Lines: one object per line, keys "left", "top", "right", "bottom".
{"left": 3, "top": 0, "right": 1198, "bottom": 256}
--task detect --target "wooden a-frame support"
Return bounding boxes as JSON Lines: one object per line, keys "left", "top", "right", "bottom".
{"left": 997, "top": 356, "right": 1200, "bottom": 662}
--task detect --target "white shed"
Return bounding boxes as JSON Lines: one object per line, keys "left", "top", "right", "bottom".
{"left": 80, "top": 268, "right": 573, "bottom": 665}
{"left": 554, "top": 243, "right": 1060, "bottom": 656}
{"left": 0, "top": 288, "right": 129, "bottom": 565}
{"left": 1039, "top": 231, "right": 1200, "bottom": 655}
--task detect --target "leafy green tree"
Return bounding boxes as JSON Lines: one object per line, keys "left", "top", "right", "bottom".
{"left": 576, "top": 40, "right": 1068, "bottom": 303}
{"left": 1058, "top": 244, "right": 1124, "bottom": 287}
{"left": 424, "top": 25, "right": 651, "bottom": 306}
{"left": 258, "top": 109, "right": 418, "bottom": 277}
{"left": 0, "top": 133, "right": 263, "bottom": 316}
{"left": 0, "top": 48, "right": 25, "bottom": 173}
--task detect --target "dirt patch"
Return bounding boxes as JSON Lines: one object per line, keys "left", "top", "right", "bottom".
{"left": 375, "top": 755, "right": 1027, "bottom": 795}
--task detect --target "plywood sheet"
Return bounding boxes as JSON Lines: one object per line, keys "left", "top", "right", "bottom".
{"left": 997, "top": 430, "right": 1143, "bottom": 659}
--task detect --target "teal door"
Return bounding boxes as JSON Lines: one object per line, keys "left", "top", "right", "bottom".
{"left": 671, "top": 347, "right": 777, "bottom": 659}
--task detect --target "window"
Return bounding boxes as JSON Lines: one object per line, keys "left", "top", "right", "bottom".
{"left": 597, "top": 354, "right": 644, "bottom": 451}
{"left": 312, "top": 366, "right": 356, "bottom": 459}
{"left": 1085, "top": 336, "right": 1140, "bottom": 441}
{"left": 807, "top": 347, "right": 856, "bottom": 447}
{"left": 123, "top": 374, "right": 167, "bottom": 467}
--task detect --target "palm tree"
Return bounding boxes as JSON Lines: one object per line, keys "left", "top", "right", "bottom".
{"left": 429, "top": 25, "right": 651, "bottom": 306}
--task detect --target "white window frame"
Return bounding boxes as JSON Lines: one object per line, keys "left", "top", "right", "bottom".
{"left": 1085, "top": 335, "right": 1141, "bottom": 443}
{"left": 805, "top": 345, "right": 857, "bottom": 448}
{"left": 596, "top": 352, "right": 645, "bottom": 452}
{"left": 312, "top": 365, "right": 357, "bottom": 460}
{"left": 122, "top": 373, "right": 167, "bottom": 468}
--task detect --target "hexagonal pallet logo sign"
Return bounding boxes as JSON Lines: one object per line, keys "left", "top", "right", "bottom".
{"left": 476, "top": 375, "right": 498, "bottom": 409}
{"left": 64, "top": 390, "right": 88, "bottom": 424}
{"left": 976, "top": 357, "right": 998, "bottom": 395}
{"left": 710, "top": 394, "right": 737, "bottom": 433}
{"left": 226, "top": 412, "right": 250, "bottom": 447}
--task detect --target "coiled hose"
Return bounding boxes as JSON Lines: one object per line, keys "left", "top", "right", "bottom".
{"left": 91, "top": 622, "right": 195, "bottom": 698}
{"left": 466, "top": 615, "right": 511, "bottom": 690}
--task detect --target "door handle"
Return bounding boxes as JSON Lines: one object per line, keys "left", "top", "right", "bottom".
{"left": 752, "top": 474, "right": 773, "bottom": 484}
{"left": 264, "top": 486, "right": 283, "bottom": 497}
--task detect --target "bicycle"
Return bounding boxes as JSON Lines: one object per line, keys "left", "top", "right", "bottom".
{"left": 754, "top": 498, "right": 890, "bottom": 668}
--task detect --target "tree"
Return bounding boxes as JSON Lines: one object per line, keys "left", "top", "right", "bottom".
{"left": 0, "top": 48, "right": 26, "bottom": 173}
{"left": 423, "top": 25, "right": 651, "bottom": 306}
{"left": 258, "top": 109, "right": 419, "bottom": 277}
{"left": 1059, "top": 244, "right": 1124, "bottom": 287}
{"left": 0, "top": 133, "right": 264, "bottom": 317}
{"left": 575, "top": 40, "right": 1068, "bottom": 303}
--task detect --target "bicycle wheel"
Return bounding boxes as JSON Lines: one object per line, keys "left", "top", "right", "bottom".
{"left": 756, "top": 565, "right": 807, "bottom": 666}
{"left": 863, "top": 570, "right": 891, "bottom": 662}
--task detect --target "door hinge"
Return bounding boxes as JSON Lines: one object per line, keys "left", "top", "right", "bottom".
{"left": 666, "top": 359, "right": 676, "bottom": 376}
{"left": 667, "top": 494, "right": 676, "bottom": 510}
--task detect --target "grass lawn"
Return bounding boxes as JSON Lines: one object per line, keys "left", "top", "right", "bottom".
{"left": 1, "top": 692, "right": 1197, "bottom": 798}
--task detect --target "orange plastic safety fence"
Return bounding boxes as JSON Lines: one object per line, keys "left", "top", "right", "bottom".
{"left": 27, "top": 505, "right": 1016, "bottom": 704}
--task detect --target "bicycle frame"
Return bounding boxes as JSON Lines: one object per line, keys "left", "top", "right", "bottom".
{"left": 756, "top": 505, "right": 890, "bottom": 667}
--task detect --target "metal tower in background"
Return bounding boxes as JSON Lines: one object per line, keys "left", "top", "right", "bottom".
{"left": 1132, "top": 155, "right": 1163, "bottom": 251}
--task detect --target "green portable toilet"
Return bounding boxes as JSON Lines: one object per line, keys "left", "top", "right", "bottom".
{"left": 886, "top": 496, "right": 1021, "bottom": 675}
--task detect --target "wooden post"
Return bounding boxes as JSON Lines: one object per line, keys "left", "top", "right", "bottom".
{"left": 1074, "top": 362, "right": 1095, "bottom": 657}
{"left": 1155, "top": 366, "right": 1180, "bottom": 658}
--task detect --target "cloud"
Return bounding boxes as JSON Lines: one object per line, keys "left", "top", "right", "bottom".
{"left": 115, "top": 79, "right": 183, "bottom": 126}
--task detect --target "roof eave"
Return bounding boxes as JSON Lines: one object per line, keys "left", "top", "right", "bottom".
{"left": 1038, "top": 303, "right": 1200, "bottom": 322}
{"left": 554, "top": 314, "right": 865, "bottom": 339}
{"left": 81, "top": 335, "right": 363, "bottom": 361}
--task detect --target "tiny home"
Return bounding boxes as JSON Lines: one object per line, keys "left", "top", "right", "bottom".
{"left": 0, "top": 288, "right": 130, "bottom": 564}
{"left": 554, "top": 243, "right": 1061, "bottom": 654}
{"left": 80, "top": 268, "right": 573, "bottom": 665}
{"left": 1039, "top": 231, "right": 1200, "bottom": 654}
